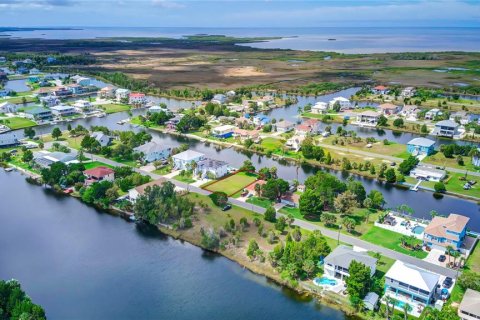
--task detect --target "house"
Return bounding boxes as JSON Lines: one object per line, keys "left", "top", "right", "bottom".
{"left": 286, "top": 135, "right": 305, "bottom": 152}
{"left": 194, "top": 158, "right": 229, "bottom": 179}
{"left": 172, "top": 150, "right": 205, "bottom": 170}
{"left": 295, "top": 124, "right": 314, "bottom": 136}
{"left": 233, "top": 128, "right": 260, "bottom": 142}
{"left": 410, "top": 164, "right": 446, "bottom": 182}
{"left": 311, "top": 101, "right": 328, "bottom": 114}
{"left": 384, "top": 260, "right": 440, "bottom": 306}
{"left": 401, "top": 105, "right": 419, "bottom": 120}
{"left": 211, "top": 94, "right": 227, "bottom": 105}
{"left": 0, "top": 71, "right": 8, "bottom": 81}
{"left": 115, "top": 88, "right": 131, "bottom": 102}
{"left": 0, "top": 102, "right": 18, "bottom": 113}
{"left": 363, "top": 292, "right": 379, "bottom": 311}
{"left": 83, "top": 166, "right": 115, "bottom": 185}
{"left": 50, "top": 105, "right": 77, "bottom": 117}
{"left": 39, "top": 95, "right": 60, "bottom": 107}
{"left": 423, "top": 213, "right": 469, "bottom": 251}
{"left": 148, "top": 105, "right": 169, "bottom": 113}
{"left": 458, "top": 289, "right": 480, "bottom": 320}
{"left": 275, "top": 120, "right": 295, "bottom": 133}
{"left": 91, "top": 131, "right": 112, "bottom": 147}
{"left": 401, "top": 87, "right": 416, "bottom": 98}
{"left": 53, "top": 87, "right": 72, "bottom": 97}
{"left": 165, "top": 114, "right": 183, "bottom": 130}
{"left": 73, "top": 100, "right": 95, "bottom": 113}
{"left": 29, "top": 68, "right": 40, "bottom": 75}
{"left": 128, "top": 178, "right": 166, "bottom": 202}
{"left": 28, "top": 75, "right": 40, "bottom": 83}
{"left": 379, "top": 103, "right": 402, "bottom": 115}
{"left": 73, "top": 76, "right": 91, "bottom": 86}
{"left": 46, "top": 56, "right": 56, "bottom": 64}
{"left": 329, "top": 97, "right": 351, "bottom": 110}
{"left": 356, "top": 110, "right": 380, "bottom": 126}
{"left": 433, "top": 120, "right": 459, "bottom": 138}
{"left": 450, "top": 111, "right": 469, "bottom": 125}
{"left": 256, "top": 95, "right": 274, "bottom": 107}
{"left": 129, "top": 92, "right": 146, "bottom": 105}
{"left": 226, "top": 104, "right": 245, "bottom": 113}
{"left": 68, "top": 84, "right": 85, "bottom": 95}
{"left": 134, "top": 141, "right": 173, "bottom": 163}
{"left": 33, "top": 151, "right": 77, "bottom": 168}
{"left": 372, "top": 85, "right": 389, "bottom": 95}
{"left": 99, "top": 86, "right": 116, "bottom": 99}
{"left": 280, "top": 192, "right": 300, "bottom": 207}
{"left": 211, "top": 125, "right": 235, "bottom": 138}
{"left": 253, "top": 114, "right": 270, "bottom": 126}
{"left": 226, "top": 90, "right": 236, "bottom": 97}
{"left": 425, "top": 108, "right": 442, "bottom": 120}
{"left": 472, "top": 148, "right": 480, "bottom": 167}
{"left": 245, "top": 180, "right": 267, "bottom": 196}
{"left": 24, "top": 107, "right": 53, "bottom": 121}
{"left": 323, "top": 245, "right": 377, "bottom": 280}
{"left": 407, "top": 138, "right": 435, "bottom": 157}
{"left": 0, "top": 132, "right": 20, "bottom": 147}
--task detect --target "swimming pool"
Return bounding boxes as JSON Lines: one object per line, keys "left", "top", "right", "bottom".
{"left": 412, "top": 225, "right": 425, "bottom": 235}
{"left": 313, "top": 277, "right": 337, "bottom": 287}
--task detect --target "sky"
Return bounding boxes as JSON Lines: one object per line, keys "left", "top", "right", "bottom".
{"left": 1, "top": 0, "right": 480, "bottom": 28}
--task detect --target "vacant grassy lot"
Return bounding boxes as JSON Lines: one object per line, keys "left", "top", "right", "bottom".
{"left": 361, "top": 226, "right": 428, "bottom": 259}
{"left": 205, "top": 171, "right": 257, "bottom": 195}
{"left": 99, "top": 103, "right": 130, "bottom": 114}
{"left": 246, "top": 196, "right": 273, "bottom": 208}
{"left": 424, "top": 151, "right": 479, "bottom": 172}
{"left": 444, "top": 172, "right": 480, "bottom": 198}
{"left": 0, "top": 117, "right": 36, "bottom": 130}
{"left": 83, "top": 161, "right": 114, "bottom": 170}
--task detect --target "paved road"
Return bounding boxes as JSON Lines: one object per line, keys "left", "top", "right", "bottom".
{"left": 84, "top": 151, "right": 459, "bottom": 279}
{"left": 316, "top": 142, "right": 480, "bottom": 177}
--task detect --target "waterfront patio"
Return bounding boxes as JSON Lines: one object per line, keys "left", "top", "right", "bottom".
{"left": 375, "top": 214, "right": 427, "bottom": 240}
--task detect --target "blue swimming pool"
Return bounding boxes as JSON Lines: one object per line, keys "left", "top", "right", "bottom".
{"left": 412, "top": 225, "right": 425, "bottom": 235}
{"left": 313, "top": 277, "right": 337, "bottom": 286}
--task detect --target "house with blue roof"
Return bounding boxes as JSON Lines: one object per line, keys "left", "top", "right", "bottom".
{"left": 407, "top": 138, "right": 435, "bottom": 156}
{"left": 253, "top": 114, "right": 270, "bottom": 126}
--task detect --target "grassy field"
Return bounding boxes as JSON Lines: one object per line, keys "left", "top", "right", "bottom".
{"left": 260, "top": 137, "right": 285, "bottom": 152}
{"left": 361, "top": 226, "right": 428, "bottom": 259}
{"left": 99, "top": 103, "right": 131, "bottom": 114}
{"left": 444, "top": 172, "right": 480, "bottom": 198}
{"left": 0, "top": 117, "right": 36, "bottom": 130}
{"left": 424, "top": 151, "right": 479, "bottom": 172}
{"left": 83, "top": 161, "right": 114, "bottom": 170}
{"left": 204, "top": 172, "right": 257, "bottom": 195}
{"left": 246, "top": 196, "right": 273, "bottom": 208}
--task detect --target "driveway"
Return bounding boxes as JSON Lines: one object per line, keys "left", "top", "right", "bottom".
{"left": 424, "top": 248, "right": 447, "bottom": 267}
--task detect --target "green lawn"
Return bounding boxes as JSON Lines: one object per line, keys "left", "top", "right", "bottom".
{"left": 424, "top": 151, "right": 479, "bottom": 172}
{"left": 152, "top": 165, "right": 172, "bottom": 175}
{"left": 204, "top": 171, "right": 257, "bottom": 195}
{"left": 260, "top": 137, "right": 284, "bottom": 152}
{"left": 246, "top": 196, "right": 273, "bottom": 208}
{"left": 83, "top": 161, "right": 114, "bottom": 170}
{"left": 465, "top": 236, "right": 480, "bottom": 273}
{"left": 444, "top": 172, "right": 480, "bottom": 198}
{"left": 100, "top": 103, "right": 131, "bottom": 114}
{"left": 173, "top": 172, "right": 196, "bottom": 184}
{"left": 361, "top": 226, "right": 428, "bottom": 259}
{"left": 0, "top": 117, "right": 36, "bottom": 130}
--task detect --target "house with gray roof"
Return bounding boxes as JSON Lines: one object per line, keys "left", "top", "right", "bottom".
{"left": 134, "top": 141, "right": 173, "bottom": 163}
{"left": 172, "top": 150, "right": 205, "bottom": 170}
{"left": 433, "top": 120, "right": 459, "bottom": 138}
{"left": 194, "top": 158, "right": 229, "bottom": 179}
{"left": 459, "top": 289, "right": 480, "bottom": 320}
{"left": 34, "top": 151, "right": 77, "bottom": 168}
{"left": 323, "top": 245, "right": 377, "bottom": 280}
{"left": 91, "top": 131, "right": 112, "bottom": 147}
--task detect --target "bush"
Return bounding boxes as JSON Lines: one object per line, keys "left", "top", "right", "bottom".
{"left": 264, "top": 206, "right": 277, "bottom": 222}
{"left": 434, "top": 182, "right": 446, "bottom": 193}
{"left": 209, "top": 191, "right": 228, "bottom": 207}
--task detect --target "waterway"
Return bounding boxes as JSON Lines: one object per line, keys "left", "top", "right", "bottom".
{"left": 0, "top": 170, "right": 353, "bottom": 320}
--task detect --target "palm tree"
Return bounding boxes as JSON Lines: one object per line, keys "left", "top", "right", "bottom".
{"left": 459, "top": 256, "right": 466, "bottom": 269}
{"left": 429, "top": 210, "right": 438, "bottom": 220}
{"left": 446, "top": 245, "right": 454, "bottom": 266}
{"left": 451, "top": 250, "right": 461, "bottom": 268}
{"left": 403, "top": 303, "right": 412, "bottom": 320}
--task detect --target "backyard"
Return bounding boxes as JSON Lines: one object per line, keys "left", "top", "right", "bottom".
{"left": 99, "top": 103, "right": 131, "bottom": 114}
{"left": 204, "top": 171, "right": 257, "bottom": 196}
{"left": 0, "top": 117, "right": 36, "bottom": 130}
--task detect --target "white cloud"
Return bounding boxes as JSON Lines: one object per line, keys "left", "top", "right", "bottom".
{"left": 151, "top": 0, "right": 185, "bottom": 8}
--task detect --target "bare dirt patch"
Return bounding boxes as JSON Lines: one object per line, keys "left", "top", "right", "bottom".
{"left": 222, "top": 66, "right": 268, "bottom": 77}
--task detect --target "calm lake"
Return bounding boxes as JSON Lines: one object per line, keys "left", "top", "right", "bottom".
{"left": 0, "top": 170, "right": 354, "bottom": 320}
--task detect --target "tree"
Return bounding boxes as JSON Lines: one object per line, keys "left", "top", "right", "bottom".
{"left": 363, "top": 198, "right": 373, "bottom": 210}
{"left": 51, "top": 127, "right": 62, "bottom": 140}
{"left": 261, "top": 178, "right": 289, "bottom": 201}
{"left": 434, "top": 182, "right": 446, "bottom": 193}
{"left": 385, "top": 168, "right": 397, "bottom": 183}
{"left": 377, "top": 115, "right": 388, "bottom": 126}
{"left": 429, "top": 210, "right": 438, "bottom": 219}
{"left": 299, "top": 189, "right": 323, "bottom": 218}
{"left": 264, "top": 206, "right": 276, "bottom": 222}
{"left": 320, "top": 213, "right": 337, "bottom": 227}
{"left": 302, "top": 260, "right": 316, "bottom": 277}
{"left": 347, "top": 180, "right": 366, "bottom": 204}
{"left": 398, "top": 156, "right": 419, "bottom": 175}
{"left": 421, "top": 124, "right": 428, "bottom": 133}
{"left": 246, "top": 239, "right": 259, "bottom": 260}
{"left": 291, "top": 227, "right": 302, "bottom": 242}
{"left": 21, "top": 149, "right": 33, "bottom": 163}
{"left": 393, "top": 118, "right": 404, "bottom": 128}
{"left": 0, "top": 279, "right": 46, "bottom": 320}
{"left": 368, "top": 190, "right": 384, "bottom": 209}
{"left": 239, "top": 160, "right": 255, "bottom": 173}
{"left": 24, "top": 127, "right": 36, "bottom": 139}
{"left": 209, "top": 191, "right": 228, "bottom": 207}
{"left": 345, "top": 261, "right": 371, "bottom": 305}
{"left": 342, "top": 217, "right": 356, "bottom": 233}
{"left": 275, "top": 216, "right": 287, "bottom": 232}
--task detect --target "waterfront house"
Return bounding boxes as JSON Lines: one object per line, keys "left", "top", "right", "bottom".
{"left": 134, "top": 141, "right": 173, "bottom": 163}
{"left": 295, "top": 123, "right": 314, "bottom": 136}
{"left": 211, "top": 94, "right": 227, "bottom": 105}
{"left": 433, "top": 120, "right": 459, "bottom": 138}
{"left": 128, "top": 178, "right": 166, "bottom": 202}
{"left": 37, "top": 88, "right": 52, "bottom": 97}
{"left": 73, "top": 76, "right": 91, "bottom": 86}
{"left": 211, "top": 124, "right": 235, "bottom": 138}
{"left": 99, "top": 86, "right": 116, "bottom": 99}
{"left": 172, "top": 150, "right": 205, "bottom": 170}
{"left": 458, "top": 289, "right": 480, "bottom": 320}
{"left": 39, "top": 95, "right": 60, "bottom": 107}
{"left": 379, "top": 103, "right": 402, "bottom": 115}
{"left": 24, "top": 107, "right": 53, "bottom": 121}
{"left": 29, "top": 68, "right": 40, "bottom": 75}
{"left": 401, "top": 105, "right": 419, "bottom": 120}
{"left": 73, "top": 100, "right": 95, "bottom": 113}
{"left": 129, "top": 92, "right": 146, "bottom": 105}
{"left": 275, "top": 120, "right": 295, "bottom": 133}
{"left": 233, "top": 128, "right": 260, "bottom": 142}
{"left": 0, "top": 102, "right": 18, "bottom": 113}
{"left": 0, "top": 89, "right": 11, "bottom": 97}
{"left": 384, "top": 260, "right": 439, "bottom": 306}
{"left": 68, "top": 84, "right": 85, "bottom": 95}
{"left": 91, "top": 131, "right": 112, "bottom": 147}
{"left": 115, "top": 88, "right": 130, "bottom": 102}
{"left": 50, "top": 105, "right": 77, "bottom": 117}
{"left": 0, "top": 57, "right": 6, "bottom": 63}
{"left": 166, "top": 114, "right": 184, "bottom": 130}
{"left": 148, "top": 105, "right": 169, "bottom": 113}
{"left": 328, "top": 97, "right": 351, "bottom": 110}
{"left": 194, "top": 158, "right": 229, "bottom": 179}
{"left": 253, "top": 114, "right": 270, "bottom": 127}
{"left": 0, "top": 132, "right": 20, "bottom": 147}
{"left": 372, "top": 85, "right": 389, "bottom": 95}
{"left": 28, "top": 75, "right": 40, "bottom": 83}
{"left": 0, "top": 71, "right": 8, "bottom": 81}
{"left": 323, "top": 245, "right": 377, "bottom": 280}
{"left": 311, "top": 101, "right": 328, "bottom": 114}
{"left": 46, "top": 56, "right": 56, "bottom": 64}
{"left": 423, "top": 213, "right": 469, "bottom": 251}
{"left": 84, "top": 166, "right": 115, "bottom": 185}
{"left": 472, "top": 148, "right": 480, "bottom": 167}
{"left": 53, "top": 87, "right": 72, "bottom": 97}
{"left": 407, "top": 138, "right": 435, "bottom": 157}
{"left": 34, "top": 151, "right": 77, "bottom": 168}
{"left": 425, "top": 108, "right": 442, "bottom": 120}
{"left": 449, "top": 111, "right": 469, "bottom": 125}
{"left": 401, "top": 87, "right": 416, "bottom": 98}
{"left": 286, "top": 135, "right": 305, "bottom": 152}
{"left": 280, "top": 192, "right": 300, "bottom": 207}
{"left": 410, "top": 164, "right": 446, "bottom": 182}
{"left": 226, "top": 90, "right": 236, "bottom": 97}
{"left": 356, "top": 110, "right": 380, "bottom": 126}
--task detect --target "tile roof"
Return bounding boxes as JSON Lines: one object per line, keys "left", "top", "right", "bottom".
{"left": 424, "top": 214, "right": 469, "bottom": 238}
{"left": 84, "top": 166, "right": 114, "bottom": 178}
{"left": 134, "top": 178, "right": 166, "bottom": 195}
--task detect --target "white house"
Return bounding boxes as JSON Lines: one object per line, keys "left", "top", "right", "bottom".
{"left": 379, "top": 103, "right": 402, "bottom": 115}
{"left": 0, "top": 132, "right": 20, "bottom": 147}
{"left": 73, "top": 100, "right": 95, "bottom": 113}
{"left": 372, "top": 85, "right": 389, "bottom": 95}
{"left": 211, "top": 125, "right": 235, "bottom": 139}
{"left": 286, "top": 135, "right": 305, "bottom": 152}
{"left": 323, "top": 245, "right": 377, "bottom": 280}
{"left": 211, "top": 94, "right": 227, "bottom": 105}
{"left": 50, "top": 105, "right": 77, "bottom": 117}
{"left": 194, "top": 158, "right": 229, "bottom": 179}
{"left": 275, "top": 120, "right": 295, "bottom": 133}
{"left": 172, "top": 150, "right": 205, "bottom": 170}
{"left": 401, "top": 105, "right": 419, "bottom": 121}
{"left": 458, "top": 289, "right": 480, "bottom": 320}
{"left": 29, "top": 68, "right": 41, "bottom": 75}
{"left": 401, "top": 87, "right": 416, "bottom": 98}
{"left": 433, "top": 120, "right": 459, "bottom": 138}
{"left": 73, "top": 76, "right": 91, "bottom": 86}
{"left": 311, "top": 101, "right": 328, "bottom": 114}
{"left": 91, "top": 131, "right": 112, "bottom": 147}
{"left": 0, "top": 102, "right": 18, "bottom": 113}
{"left": 115, "top": 88, "right": 130, "bottom": 102}
{"left": 148, "top": 105, "right": 169, "bottom": 113}
{"left": 329, "top": 97, "right": 351, "bottom": 110}
{"left": 410, "top": 164, "right": 446, "bottom": 182}
{"left": 355, "top": 110, "right": 380, "bottom": 126}
{"left": 134, "top": 141, "right": 173, "bottom": 163}
{"left": 39, "top": 95, "right": 60, "bottom": 107}
{"left": 99, "top": 86, "right": 116, "bottom": 98}
{"left": 33, "top": 151, "right": 77, "bottom": 168}
{"left": 425, "top": 108, "right": 442, "bottom": 120}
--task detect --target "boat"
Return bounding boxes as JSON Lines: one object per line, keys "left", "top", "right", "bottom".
{"left": 128, "top": 215, "right": 136, "bottom": 222}
{"left": 96, "top": 112, "right": 106, "bottom": 118}
{"left": 4, "top": 167, "right": 14, "bottom": 172}
{"left": 328, "top": 38, "right": 336, "bottom": 41}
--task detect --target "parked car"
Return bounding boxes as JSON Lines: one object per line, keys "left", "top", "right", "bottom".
{"left": 222, "top": 204, "right": 232, "bottom": 211}
{"left": 390, "top": 162, "right": 396, "bottom": 167}
{"left": 438, "top": 255, "right": 446, "bottom": 262}
{"left": 443, "top": 277, "right": 453, "bottom": 288}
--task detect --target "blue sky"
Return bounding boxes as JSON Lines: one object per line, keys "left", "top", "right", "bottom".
{"left": 1, "top": 0, "right": 479, "bottom": 27}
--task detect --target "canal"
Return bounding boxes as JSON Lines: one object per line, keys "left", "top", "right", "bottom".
{"left": 0, "top": 170, "right": 354, "bottom": 320}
